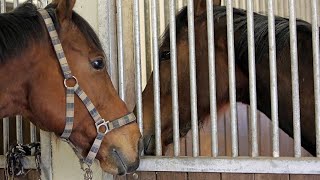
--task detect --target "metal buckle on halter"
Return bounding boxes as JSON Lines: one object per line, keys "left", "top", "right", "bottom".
{"left": 64, "top": 76, "right": 78, "bottom": 88}
{"left": 95, "top": 119, "right": 110, "bottom": 135}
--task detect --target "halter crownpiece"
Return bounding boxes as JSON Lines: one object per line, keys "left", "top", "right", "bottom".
{"left": 38, "top": 8, "right": 136, "bottom": 167}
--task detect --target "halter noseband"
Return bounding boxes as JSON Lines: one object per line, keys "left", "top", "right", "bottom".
{"left": 38, "top": 9, "right": 136, "bottom": 167}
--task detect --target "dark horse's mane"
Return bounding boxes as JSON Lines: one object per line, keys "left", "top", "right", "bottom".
{"left": 211, "top": 6, "right": 311, "bottom": 69}
{"left": 0, "top": 1, "right": 103, "bottom": 63}
{"left": 161, "top": 6, "right": 312, "bottom": 67}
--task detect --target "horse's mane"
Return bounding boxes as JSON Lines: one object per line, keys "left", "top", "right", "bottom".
{"left": 0, "top": 2, "right": 103, "bottom": 63}
{"left": 210, "top": 6, "right": 311, "bottom": 68}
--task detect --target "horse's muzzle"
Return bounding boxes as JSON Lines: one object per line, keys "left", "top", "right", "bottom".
{"left": 113, "top": 139, "right": 143, "bottom": 175}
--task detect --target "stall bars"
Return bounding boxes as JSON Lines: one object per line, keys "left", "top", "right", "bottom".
{"left": 111, "top": 0, "right": 320, "bottom": 174}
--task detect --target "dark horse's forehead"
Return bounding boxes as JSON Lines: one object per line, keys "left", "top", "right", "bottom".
{"left": 159, "top": 7, "right": 189, "bottom": 50}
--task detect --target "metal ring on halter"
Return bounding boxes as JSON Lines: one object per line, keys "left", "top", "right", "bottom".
{"left": 64, "top": 76, "right": 78, "bottom": 88}
{"left": 95, "top": 119, "right": 110, "bottom": 134}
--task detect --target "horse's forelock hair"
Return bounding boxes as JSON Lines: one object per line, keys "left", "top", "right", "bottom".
{"left": 159, "top": 7, "right": 188, "bottom": 59}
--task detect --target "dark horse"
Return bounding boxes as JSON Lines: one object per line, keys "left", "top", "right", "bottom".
{"left": 142, "top": 2, "right": 317, "bottom": 156}
{"left": 0, "top": 0, "right": 141, "bottom": 175}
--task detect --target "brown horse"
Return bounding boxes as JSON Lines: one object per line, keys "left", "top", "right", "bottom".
{"left": 142, "top": 2, "right": 317, "bottom": 156}
{"left": 0, "top": 0, "right": 141, "bottom": 175}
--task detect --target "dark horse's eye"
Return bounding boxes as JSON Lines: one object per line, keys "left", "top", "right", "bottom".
{"left": 160, "top": 50, "right": 170, "bottom": 61}
{"left": 91, "top": 58, "right": 105, "bottom": 70}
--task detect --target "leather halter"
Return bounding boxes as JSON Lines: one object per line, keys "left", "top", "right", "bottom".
{"left": 38, "top": 9, "right": 136, "bottom": 167}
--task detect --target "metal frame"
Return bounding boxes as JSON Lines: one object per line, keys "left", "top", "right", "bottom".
{"left": 127, "top": 0, "right": 320, "bottom": 175}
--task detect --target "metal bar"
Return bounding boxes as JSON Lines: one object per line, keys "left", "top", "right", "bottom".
{"left": 0, "top": 0, "right": 5, "bottom": 13}
{"left": 206, "top": 0, "right": 218, "bottom": 157}
{"left": 164, "top": 0, "right": 169, "bottom": 28}
{"left": 13, "top": 0, "right": 18, "bottom": 8}
{"left": 138, "top": 156, "right": 320, "bottom": 174}
{"left": 311, "top": 0, "right": 320, "bottom": 157}
{"left": 288, "top": 0, "right": 301, "bottom": 157}
{"left": 3, "top": 117, "right": 9, "bottom": 153}
{"left": 187, "top": 0, "right": 199, "bottom": 157}
{"left": 169, "top": 0, "right": 180, "bottom": 157}
{"left": 16, "top": 115, "right": 23, "bottom": 144}
{"left": 246, "top": 0, "right": 258, "bottom": 157}
{"left": 106, "top": 0, "right": 119, "bottom": 89}
{"left": 267, "top": 0, "right": 280, "bottom": 158}
{"left": 133, "top": 0, "right": 143, "bottom": 135}
{"left": 30, "top": 123, "right": 37, "bottom": 143}
{"left": 116, "top": 0, "right": 125, "bottom": 100}
{"left": 151, "top": 0, "right": 162, "bottom": 156}
{"left": 144, "top": 0, "right": 153, "bottom": 79}
{"left": 226, "top": 0, "right": 238, "bottom": 157}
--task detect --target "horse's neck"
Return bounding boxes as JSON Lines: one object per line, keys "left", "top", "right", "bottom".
{"left": 0, "top": 57, "right": 31, "bottom": 119}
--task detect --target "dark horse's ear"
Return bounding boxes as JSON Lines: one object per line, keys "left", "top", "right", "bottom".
{"left": 52, "top": 0, "right": 76, "bottom": 23}
{"left": 194, "top": 0, "right": 221, "bottom": 16}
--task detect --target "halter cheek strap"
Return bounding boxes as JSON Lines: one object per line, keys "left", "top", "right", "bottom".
{"left": 38, "top": 9, "right": 136, "bottom": 167}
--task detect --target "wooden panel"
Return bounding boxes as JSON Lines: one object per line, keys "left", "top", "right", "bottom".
{"left": 188, "top": 172, "right": 220, "bottom": 180}
{"left": 222, "top": 173, "right": 254, "bottom": 180}
{"left": 290, "top": 174, "right": 320, "bottom": 180}
{"left": 114, "top": 174, "right": 127, "bottom": 180}
{"left": 157, "top": 172, "right": 187, "bottom": 180}
{"left": 255, "top": 174, "right": 289, "bottom": 180}
{"left": 238, "top": 105, "right": 249, "bottom": 156}
{"left": 125, "top": 171, "right": 156, "bottom": 180}
{"left": 138, "top": 172, "right": 157, "bottom": 180}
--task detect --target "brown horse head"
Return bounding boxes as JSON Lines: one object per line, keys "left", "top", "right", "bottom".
{"left": 0, "top": 0, "right": 141, "bottom": 175}
{"left": 142, "top": 0, "right": 222, "bottom": 155}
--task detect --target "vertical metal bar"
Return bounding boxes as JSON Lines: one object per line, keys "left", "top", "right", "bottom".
{"left": 246, "top": 0, "right": 258, "bottom": 157}
{"left": 169, "top": 0, "right": 180, "bottom": 157}
{"left": 311, "top": 0, "right": 320, "bottom": 157}
{"left": 3, "top": 117, "right": 9, "bottom": 153}
{"left": 16, "top": 115, "right": 23, "bottom": 144}
{"left": 0, "top": 0, "right": 5, "bottom": 13}
{"left": 151, "top": 0, "right": 162, "bottom": 156}
{"left": 133, "top": 0, "right": 143, "bottom": 135}
{"left": 268, "top": 0, "right": 280, "bottom": 158}
{"left": 116, "top": 0, "right": 125, "bottom": 100}
{"left": 30, "top": 123, "right": 37, "bottom": 143}
{"left": 144, "top": 0, "right": 153, "bottom": 79}
{"left": 226, "top": 0, "right": 238, "bottom": 157}
{"left": 13, "top": 0, "right": 18, "bottom": 8}
{"left": 164, "top": 0, "right": 169, "bottom": 28}
{"left": 288, "top": 0, "right": 301, "bottom": 157}
{"left": 206, "top": 0, "right": 218, "bottom": 157}
{"left": 106, "top": 0, "right": 119, "bottom": 89}
{"left": 187, "top": 0, "right": 199, "bottom": 157}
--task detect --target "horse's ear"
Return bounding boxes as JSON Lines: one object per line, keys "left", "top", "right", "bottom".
{"left": 52, "top": 0, "right": 76, "bottom": 22}
{"left": 194, "top": 0, "right": 221, "bottom": 16}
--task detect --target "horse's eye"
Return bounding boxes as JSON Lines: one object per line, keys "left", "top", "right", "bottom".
{"left": 91, "top": 58, "right": 105, "bottom": 70}
{"left": 160, "top": 50, "right": 170, "bottom": 61}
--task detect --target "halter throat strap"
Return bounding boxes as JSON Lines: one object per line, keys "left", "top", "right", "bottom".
{"left": 38, "top": 9, "right": 136, "bottom": 166}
